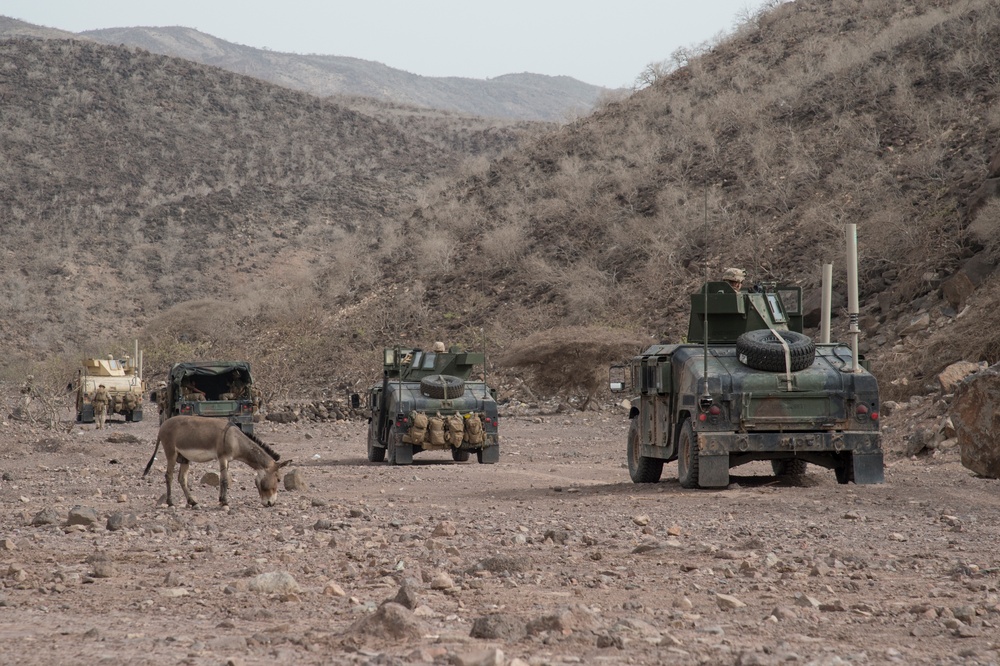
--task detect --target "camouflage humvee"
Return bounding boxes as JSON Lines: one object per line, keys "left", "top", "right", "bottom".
{"left": 367, "top": 345, "right": 499, "bottom": 465}
{"left": 613, "top": 280, "right": 883, "bottom": 487}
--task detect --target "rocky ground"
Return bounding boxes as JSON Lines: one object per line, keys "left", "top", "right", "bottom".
{"left": 1, "top": 391, "right": 999, "bottom": 666}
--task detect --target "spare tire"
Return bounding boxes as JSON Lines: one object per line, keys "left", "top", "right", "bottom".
{"left": 736, "top": 329, "right": 815, "bottom": 372}
{"left": 420, "top": 374, "right": 465, "bottom": 399}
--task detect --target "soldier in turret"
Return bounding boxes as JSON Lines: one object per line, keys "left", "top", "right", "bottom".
{"left": 722, "top": 267, "right": 747, "bottom": 292}
{"left": 93, "top": 384, "right": 109, "bottom": 429}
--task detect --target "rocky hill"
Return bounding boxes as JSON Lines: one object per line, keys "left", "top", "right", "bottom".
{"left": 3, "top": 0, "right": 1000, "bottom": 405}
{"left": 71, "top": 24, "right": 605, "bottom": 122}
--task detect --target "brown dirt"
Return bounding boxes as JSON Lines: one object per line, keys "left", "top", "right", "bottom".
{"left": 1, "top": 392, "right": 999, "bottom": 665}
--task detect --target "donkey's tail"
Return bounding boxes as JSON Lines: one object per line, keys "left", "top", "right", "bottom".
{"left": 142, "top": 437, "right": 161, "bottom": 476}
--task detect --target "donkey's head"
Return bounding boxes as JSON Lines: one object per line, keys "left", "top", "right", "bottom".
{"left": 255, "top": 460, "right": 292, "bottom": 506}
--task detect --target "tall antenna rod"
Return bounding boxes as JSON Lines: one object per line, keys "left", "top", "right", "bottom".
{"left": 702, "top": 187, "right": 710, "bottom": 399}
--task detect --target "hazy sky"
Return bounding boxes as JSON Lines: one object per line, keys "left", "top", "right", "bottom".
{"left": 2, "top": 1, "right": 774, "bottom": 88}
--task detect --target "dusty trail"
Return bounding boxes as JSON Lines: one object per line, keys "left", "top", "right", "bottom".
{"left": 0, "top": 410, "right": 998, "bottom": 665}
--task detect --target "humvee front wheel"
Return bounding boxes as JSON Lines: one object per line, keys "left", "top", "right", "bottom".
{"left": 772, "top": 459, "right": 808, "bottom": 478}
{"left": 367, "top": 423, "right": 385, "bottom": 463}
{"left": 677, "top": 419, "right": 700, "bottom": 489}
{"left": 627, "top": 418, "right": 662, "bottom": 483}
{"left": 451, "top": 448, "right": 470, "bottom": 462}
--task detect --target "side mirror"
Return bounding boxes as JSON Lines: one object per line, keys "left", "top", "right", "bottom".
{"left": 609, "top": 365, "right": 627, "bottom": 393}
{"left": 383, "top": 348, "right": 397, "bottom": 366}
{"left": 149, "top": 390, "right": 158, "bottom": 402}
{"left": 350, "top": 393, "right": 360, "bottom": 409}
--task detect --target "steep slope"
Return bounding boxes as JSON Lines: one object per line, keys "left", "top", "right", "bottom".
{"left": 374, "top": 0, "right": 1000, "bottom": 399}
{"left": 77, "top": 25, "right": 605, "bottom": 122}
{"left": 4, "top": 0, "right": 1000, "bottom": 403}
{"left": 0, "top": 37, "right": 457, "bottom": 374}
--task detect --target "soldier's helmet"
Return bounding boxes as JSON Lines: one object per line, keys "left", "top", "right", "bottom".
{"left": 722, "top": 267, "right": 747, "bottom": 283}
{"left": 432, "top": 341, "right": 447, "bottom": 353}
{"left": 98, "top": 384, "right": 106, "bottom": 389}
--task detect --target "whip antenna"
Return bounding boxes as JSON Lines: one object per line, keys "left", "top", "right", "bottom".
{"left": 702, "top": 187, "right": 710, "bottom": 399}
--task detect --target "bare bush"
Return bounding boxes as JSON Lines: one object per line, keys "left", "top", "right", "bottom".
{"left": 499, "top": 326, "right": 652, "bottom": 410}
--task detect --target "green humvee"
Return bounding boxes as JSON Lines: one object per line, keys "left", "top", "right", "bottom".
{"left": 367, "top": 346, "right": 499, "bottom": 465}
{"left": 613, "top": 281, "right": 883, "bottom": 488}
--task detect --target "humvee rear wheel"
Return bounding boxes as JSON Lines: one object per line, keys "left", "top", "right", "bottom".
{"left": 835, "top": 454, "right": 855, "bottom": 484}
{"left": 420, "top": 375, "right": 465, "bottom": 399}
{"left": 367, "top": 423, "right": 386, "bottom": 463}
{"left": 677, "top": 419, "right": 700, "bottom": 489}
{"left": 627, "top": 418, "right": 663, "bottom": 483}
{"left": 451, "top": 448, "right": 470, "bottom": 462}
{"left": 736, "top": 329, "right": 816, "bottom": 373}
{"left": 772, "top": 459, "right": 808, "bottom": 478}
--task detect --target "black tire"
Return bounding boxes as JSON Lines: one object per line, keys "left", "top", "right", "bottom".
{"left": 132, "top": 409, "right": 143, "bottom": 423}
{"left": 772, "top": 459, "right": 808, "bottom": 478}
{"left": 627, "top": 418, "right": 663, "bottom": 483}
{"left": 835, "top": 455, "right": 855, "bottom": 484}
{"left": 367, "top": 423, "right": 386, "bottom": 463}
{"left": 677, "top": 419, "right": 700, "bottom": 489}
{"left": 419, "top": 374, "right": 465, "bottom": 399}
{"left": 451, "top": 448, "right": 470, "bottom": 462}
{"left": 736, "top": 329, "right": 816, "bottom": 373}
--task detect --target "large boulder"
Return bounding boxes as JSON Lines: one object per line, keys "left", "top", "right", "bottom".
{"left": 951, "top": 365, "right": 1000, "bottom": 478}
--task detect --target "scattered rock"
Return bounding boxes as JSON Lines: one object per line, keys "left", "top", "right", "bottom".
{"left": 67, "top": 506, "right": 100, "bottom": 527}
{"left": 249, "top": 572, "right": 300, "bottom": 595}
{"left": 952, "top": 365, "right": 1000, "bottom": 477}
{"left": 716, "top": 593, "right": 747, "bottom": 610}
{"left": 283, "top": 469, "right": 306, "bottom": 491}
{"left": 470, "top": 613, "right": 526, "bottom": 641}
{"left": 346, "top": 602, "right": 426, "bottom": 642}
{"left": 200, "top": 472, "right": 220, "bottom": 487}
{"left": 106, "top": 512, "right": 137, "bottom": 531}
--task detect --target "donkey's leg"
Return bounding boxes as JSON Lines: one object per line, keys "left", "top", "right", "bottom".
{"left": 218, "top": 458, "right": 231, "bottom": 506}
{"left": 164, "top": 453, "right": 175, "bottom": 507}
{"left": 178, "top": 455, "right": 198, "bottom": 508}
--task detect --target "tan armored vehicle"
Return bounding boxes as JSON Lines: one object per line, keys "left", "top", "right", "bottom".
{"left": 76, "top": 354, "right": 146, "bottom": 423}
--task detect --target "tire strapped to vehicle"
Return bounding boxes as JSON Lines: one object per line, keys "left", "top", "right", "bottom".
{"left": 419, "top": 374, "right": 465, "bottom": 399}
{"left": 736, "top": 329, "right": 815, "bottom": 373}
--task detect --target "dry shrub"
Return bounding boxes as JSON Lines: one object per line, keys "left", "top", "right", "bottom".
{"left": 498, "top": 326, "right": 652, "bottom": 410}
{"left": 967, "top": 199, "right": 1000, "bottom": 261}
{"left": 480, "top": 221, "right": 528, "bottom": 270}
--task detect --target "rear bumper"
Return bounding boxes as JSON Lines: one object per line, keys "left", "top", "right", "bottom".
{"left": 693, "top": 430, "right": 883, "bottom": 486}
{"left": 697, "top": 430, "right": 881, "bottom": 455}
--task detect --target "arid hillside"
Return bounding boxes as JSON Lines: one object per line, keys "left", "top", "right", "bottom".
{"left": 3, "top": 0, "right": 1000, "bottom": 404}
{"left": 0, "top": 19, "right": 606, "bottom": 123}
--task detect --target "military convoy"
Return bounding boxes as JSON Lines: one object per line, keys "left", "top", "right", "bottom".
{"left": 366, "top": 344, "right": 500, "bottom": 465}
{"left": 150, "top": 361, "right": 258, "bottom": 436}
{"left": 76, "top": 354, "right": 145, "bottom": 424}
{"left": 612, "top": 228, "right": 883, "bottom": 487}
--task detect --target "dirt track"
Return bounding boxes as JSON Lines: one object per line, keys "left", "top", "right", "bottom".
{"left": 1, "top": 402, "right": 999, "bottom": 666}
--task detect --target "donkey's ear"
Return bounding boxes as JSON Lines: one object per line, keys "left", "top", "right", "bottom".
{"left": 278, "top": 460, "right": 293, "bottom": 468}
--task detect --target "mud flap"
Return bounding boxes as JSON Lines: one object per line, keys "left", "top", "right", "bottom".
{"left": 852, "top": 453, "right": 884, "bottom": 484}
{"left": 79, "top": 404, "right": 95, "bottom": 423}
{"left": 698, "top": 455, "right": 730, "bottom": 488}
{"left": 390, "top": 437, "right": 414, "bottom": 466}
{"left": 477, "top": 445, "right": 500, "bottom": 464}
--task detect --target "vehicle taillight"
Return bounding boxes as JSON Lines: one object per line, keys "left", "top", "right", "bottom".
{"left": 856, "top": 404, "right": 869, "bottom": 415}
{"left": 709, "top": 405, "right": 721, "bottom": 416}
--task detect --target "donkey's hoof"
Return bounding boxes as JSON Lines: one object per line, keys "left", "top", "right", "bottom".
{"left": 187, "top": 500, "right": 199, "bottom": 508}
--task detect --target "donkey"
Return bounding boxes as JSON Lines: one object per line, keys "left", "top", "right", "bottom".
{"left": 143, "top": 415, "right": 291, "bottom": 508}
